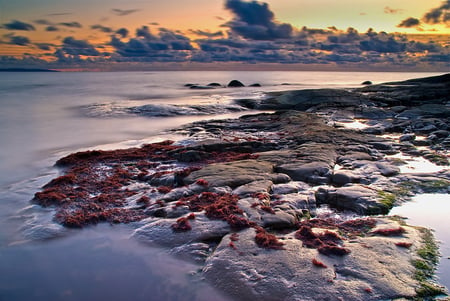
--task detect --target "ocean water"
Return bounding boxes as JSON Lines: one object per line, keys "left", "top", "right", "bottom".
{"left": 0, "top": 71, "right": 445, "bottom": 300}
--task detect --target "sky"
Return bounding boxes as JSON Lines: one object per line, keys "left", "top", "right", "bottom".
{"left": 0, "top": 0, "right": 449, "bottom": 70}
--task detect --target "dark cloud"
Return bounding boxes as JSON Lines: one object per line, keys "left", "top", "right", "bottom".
{"left": 189, "top": 30, "right": 224, "bottom": 38}
{"left": 149, "top": 22, "right": 160, "bottom": 26}
{"left": 34, "top": 19, "right": 53, "bottom": 25}
{"left": 2, "top": 20, "right": 35, "bottom": 31}
{"left": 62, "top": 36, "right": 100, "bottom": 56}
{"left": 136, "top": 26, "right": 156, "bottom": 40}
{"left": 422, "top": 0, "right": 449, "bottom": 24}
{"left": 110, "top": 27, "right": 193, "bottom": 59}
{"left": 116, "top": 28, "right": 129, "bottom": 38}
{"left": 46, "top": 26, "right": 59, "bottom": 32}
{"left": 111, "top": 8, "right": 140, "bottom": 16}
{"left": 91, "top": 24, "right": 113, "bottom": 33}
{"left": 224, "top": 0, "right": 293, "bottom": 40}
{"left": 46, "top": 13, "right": 72, "bottom": 16}
{"left": 35, "top": 43, "right": 53, "bottom": 51}
{"left": 384, "top": 7, "right": 404, "bottom": 14}
{"left": 397, "top": 17, "right": 421, "bottom": 28}
{"left": 360, "top": 34, "right": 406, "bottom": 53}
{"left": 9, "top": 35, "right": 31, "bottom": 46}
{"left": 59, "top": 22, "right": 82, "bottom": 28}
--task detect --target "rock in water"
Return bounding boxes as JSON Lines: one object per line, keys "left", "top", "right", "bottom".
{"left": 227, "top": 80, "right": 245, "bottom": 87}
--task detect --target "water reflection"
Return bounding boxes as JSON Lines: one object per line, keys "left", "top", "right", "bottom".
{"left": 390, "top": 194, "right": 450, "bottom": 291}
{"left": 0, "top": 224, "right": 232, "bottom": 301}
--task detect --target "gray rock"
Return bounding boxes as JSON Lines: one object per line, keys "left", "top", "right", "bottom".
{"left": 204, "top": 219, "right": 422, "bottom": 301}
{"left": 233, "top": 180, "right": 273, "bottom": 197}
{"left": 185, "top": 160, "right": 274, "bottom": 188}
{"left": 133, "top": 213, "right": 230, "bottom": 247}
{"left": 332, "top": 170, "right": 360, "bottom": 186}
{"left": 276, "top": 161, "right": 333, "bottom": 184}
{"left": 375, "top": 162, "right": 400, "bottom": 177}
{"left": 399, "top": 134, "right": 416, "bottom": 142}
{"left": 320, "top": 185, "right": 387, "bottom": 214}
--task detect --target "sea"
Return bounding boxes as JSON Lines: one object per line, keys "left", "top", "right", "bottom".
{"left": 0, "top": 71, "right": 448, "bottom": 300}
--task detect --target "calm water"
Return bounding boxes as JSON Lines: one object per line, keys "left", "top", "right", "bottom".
{"left": 391, "top": 194, "right": 450, "bottom": 290}
{"left": 0, "top": 71, "right": 445, "bottom": 300}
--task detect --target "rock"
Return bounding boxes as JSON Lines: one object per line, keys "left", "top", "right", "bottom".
{"left": 399, "top": 134, "right": 416, "bottom": 142}
{"left": 332, "top": 170, "right": 360, "bottom": 186}
{"left": 207, "top": 82, "right": 222, "bottom": 87}
{"left": 362, "top": 81, "right": 372, "bottom": 85}
{"left": 227, "top": 80, "right": 245, "bottom": 87}
{"left": 169, "top": 242, "right": 212, "bottom": 263}
{"left": 276, "top": 161, "right": 333, "bottom": 184}
{"left": 261, "top": 210, "right": 299, "bottom": 229}
{"left": 249, "top": 83, "right": 261, "bottom": 87}
{"left": 319, "top": 185, "right": 388, "bottom": 214}
{"left": 204, "top": 219, "right": 422, "bottom": 301}
{"left": 338, "top": 152, "right": 374, "bottom": 163}
{"left": 375, "top": 162, "right": 400, "bottom": 177}
{"left": 184, "top": 160, "right": 275, "bottom": 189}
{"left": 271, "top": 182, "right": 309, "bottom": 195}
{"left": 233, "top": 180, "right": 273, "bottom": 198}
{"left": 133, "top": 213, "right": 230, "bottom": 247}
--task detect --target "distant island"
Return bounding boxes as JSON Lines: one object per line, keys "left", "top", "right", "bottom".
{"left": 0, "top": 68, "right": 59, "bottom": 72}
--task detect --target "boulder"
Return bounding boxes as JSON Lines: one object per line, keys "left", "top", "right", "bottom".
{"left": 276, "top": 161, "right": 333, "bottom": 184}
{"left": 318, "top": 185, "right": 387, "bottom": 214}
{"left": 227, "top": 80, "right": 245, "bottom": 87}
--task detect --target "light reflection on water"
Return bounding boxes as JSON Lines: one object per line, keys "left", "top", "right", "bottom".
{"left": 390, "top": 194, "right": 450, "bottom": 291}
{"left": 0, "top": 224, "right": 232, "bottom": 301}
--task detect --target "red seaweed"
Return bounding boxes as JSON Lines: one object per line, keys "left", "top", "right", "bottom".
{"left": 372, "top": 227, "right": 406, "bottom": 236}
{"left": 260, "top": 205, "right": 276, "bottom": 214}
{"left": 395, "top": 242, "right": 412, "bottom": 248}
{"left": 312, "top": 258, "right": 328, "bottom": 268}
{"left": 195, "top": 179, "right": 209, "bottom": 186}
{"left": 171, "top": 216, "right": 192, "bottom": 232}
{"left": 254, "top": 227, "right": 285, "bottom": 250}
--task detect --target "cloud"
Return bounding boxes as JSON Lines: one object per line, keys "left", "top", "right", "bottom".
{"left": 115, "top": 28, "right": 129, "bottom": 38}
{"left": 397, "top": 17, "right": 421, "bottom": 28}
{"left": 35, "top": 43, "right": 53, "bottom": 51}
{"left": 9, "top": 35, "right": 31, "bottom": 46}
{"left": 46, "top": 13, "right": 72, "bottom": 16}
{"left": 91, "top": 24, "right": 113, "bottom": 33}
{"left": 359, "top": 34, "right": 406, "bottom": 53}
{"left": 59, "top": 22, "right": 82, "bottom": 28}
{"left": 422, "top": 0, "right": 450, "bottom": 24}
{"left": 34, "top": 19, "right": 54, "bottom": 26}
{"left": 62, "top": 36, "right": 100, "bottom": 56}
{"left": 2, "top": 20, "right": 35, "bottom": 31}
{"left": 111, "top": 8, "right": 140, "bottom": 16}
{"left": 224, "top": 0, "right": 293, "bottom": 40}
{"left": 46, "top": 26, "right": 59, "bottom": 32}
{"left": 384, "top": 7, "right": 404, "bottom": 14}
{"left": 190, "top": 30, "right": 224, "bottom": 38}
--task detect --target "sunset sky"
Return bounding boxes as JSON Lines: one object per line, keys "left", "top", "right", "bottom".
{"left": 0, "top": 0, "right": 449, "bottom": 70}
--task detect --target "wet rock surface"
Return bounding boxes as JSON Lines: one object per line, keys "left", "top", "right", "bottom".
{"left": 31, "top": 74, "right": 449, "bottom": 300}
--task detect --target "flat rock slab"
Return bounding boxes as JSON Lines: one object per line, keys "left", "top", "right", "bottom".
{"left": 204, "top": 218, "right": 422, "bottom": 301}
{"left": 185, "top": 160, "right": 275, "bottom": 188}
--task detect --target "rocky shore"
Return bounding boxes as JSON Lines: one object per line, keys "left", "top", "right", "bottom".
{"left": 32, "top": 74, "right": 449, "bottom": 300}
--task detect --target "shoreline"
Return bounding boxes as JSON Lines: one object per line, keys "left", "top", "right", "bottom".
{"left": 30, "top": 73, "right": 449, "bottom": 300}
